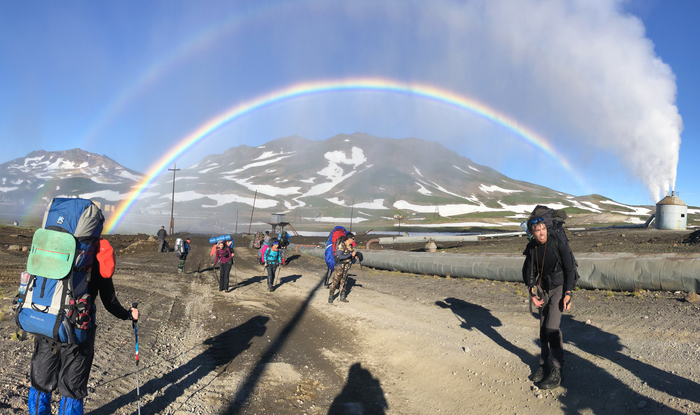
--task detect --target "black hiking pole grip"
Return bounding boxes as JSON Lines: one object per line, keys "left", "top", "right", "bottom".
{"left": 132, "top": 302, "right": 141, "bottom": 415}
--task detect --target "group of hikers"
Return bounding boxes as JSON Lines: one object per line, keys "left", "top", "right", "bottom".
{"left": 16, "top": 198, "right": 576, "bottom": 415}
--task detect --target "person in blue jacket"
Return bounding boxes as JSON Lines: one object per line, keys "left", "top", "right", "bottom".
{"left": 263, "top": 240, "right": 281, "bottom": 292}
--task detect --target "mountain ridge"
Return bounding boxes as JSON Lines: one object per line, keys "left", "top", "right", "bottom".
{"left": 0, "top": 134, "right": 663, "bottom": 229}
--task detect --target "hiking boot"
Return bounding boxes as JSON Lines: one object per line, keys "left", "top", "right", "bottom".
{"left": 177, "top": 268, "right": 183, "bottom": 273}
{"left": 532, "top": 365, "right": 547, "bottom": 383}
{"left": 539, "top": 367, "right": 562, "bottom": 390}
{"left": 268, "top": 286, "right": 273, "bottom": 292}
{"left": 339, "top": 291, "right": 348, "bottom": 302}
{"left": 328, "top": 289, "right": 334, "bottom": 303}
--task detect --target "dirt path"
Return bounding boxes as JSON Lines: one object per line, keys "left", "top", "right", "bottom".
{"left": 1, "top": 233, "right": 700, "bottom": 414}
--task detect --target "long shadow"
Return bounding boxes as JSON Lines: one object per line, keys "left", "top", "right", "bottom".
{"left": 435, "top": 297, "right": 532, "bottom": 366}
{"left": 345, "top": 277, "right": 363, "bottom": 298}
{"left": 224, "top": 272, "right": 326, "bottom": 413}
{"left": 235, "top": 275, "right": 265, "bottom": 289}
{"left": 558, "top": 315, "right": 699, "bottom": 412}
{"left": 328, "top": 362, "right": 388, "bottom": 415}
{"left": 284, "top": 254, "right": 300, "bottom": 265}
{"left": 280, "top": 274, "right": 301, "bottom": 285}
{"left": 89, "top": 316, "right": 269, "bottom": 415}
{"left": 436, "top": 299, "right": 688, "bottom": 414}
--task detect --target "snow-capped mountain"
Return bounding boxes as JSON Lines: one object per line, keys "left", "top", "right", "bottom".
{"left": 0, "top": 149, "right": 142, "bottom": 212}
{"left": 0, "top": 136, "right": 660, "bottom": 227}
{"left": 133, "top": 133, "right": 655, "bottom": 225}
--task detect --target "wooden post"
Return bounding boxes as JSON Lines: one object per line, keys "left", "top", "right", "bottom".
{"left": 168, "top": 164, "right": 180, "bottom": 235}
{"left": 350, "top": 198, "right": 354, "bottom": 232}
{"left": 247, "top": 190, "right": 257, "bottom": 235}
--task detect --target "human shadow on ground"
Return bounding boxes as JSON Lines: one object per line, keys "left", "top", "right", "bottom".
{"left": 235, "top": 275, "right": 265, "bottom": 289}
{"left": 328, "top": 362, "right": 388, "bottom": 415}
{"left": 89, "top": 316, "right": 269, "bottom": 415}
{"left": 556, "top": 315, "right": 698, "bottom": 413}
{"left": 224, "top": 273, "right": 326, "bottom": 413}
{"left": 284, "top": 254, "right": 300, "bottom": 265}
{"left": 436, "top": 299, "right": 689, "bottom": 414}
{"left": 280, "top": 274, "right": 301, "bottom": 285}
{"left": 435, "top": 297, "right": 532, "bottom": 366}
{"left": 345, "top": 277, "right": 363, "bottom": 298}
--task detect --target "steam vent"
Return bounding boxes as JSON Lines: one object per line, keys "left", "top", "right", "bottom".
{"left": 655, "top": 191, "right": 687, "bottom": 230}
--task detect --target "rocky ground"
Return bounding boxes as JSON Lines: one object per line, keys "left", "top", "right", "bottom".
{"left": 0, "top": 225, "right": 699, "bottom": 414}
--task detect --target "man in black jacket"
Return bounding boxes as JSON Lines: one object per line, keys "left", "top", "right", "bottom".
{"left": 522, "top": 217, "right": 574, "bottom": 390}
{"left": 157, "top": 226, "right": 168, "bottom": 252}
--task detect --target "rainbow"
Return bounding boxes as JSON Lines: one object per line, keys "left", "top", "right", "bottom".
{"left": 104, "top": 77, "right": 583, "bottom": 234}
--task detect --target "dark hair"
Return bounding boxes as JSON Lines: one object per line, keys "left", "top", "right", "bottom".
{"left": 346, "top": 232, "right": 355, "bottom": 239}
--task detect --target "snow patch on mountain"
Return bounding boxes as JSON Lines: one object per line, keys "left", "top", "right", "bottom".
{"left": 416, "top": 182, "right": 432, "bottom": 195}
{"left": 299, "top": 178, "right": 315, "bottom": 184}
{"left": 165, "top": 191, "right": 278, "bottom": 208}
{"left": 413, "top": 166, "right": 423, "bottom": 177}
{"left": 199, "top": 164, "right": 220, "bottom": 174}
{"left": 0, "top": 187, "right": 18, "bottom": 192}
{"left": 355, "top": 199, "right": 387, "bottom": 209}
{"left": 468, "top": 165, "right": 480, "bottom": 172}
{"left": 479, "top": 184, "right": 522, "bottom": 194}
{"left": 255, "top": 150, "right": 295, "bottom": 161}
{"left": 453, "top": 166, "right": 470, "bottom": 175}
{"left": 224, "top": 177, "right": 301, "bottom": 197}
{"left": 226, "top": 155, "right": 294, "bottom": 174}
{"left": 601, "top": 200, "right": 652, "bottom": 216}
{"left": 303, "top": 147, "right": 366, "bottom": 197}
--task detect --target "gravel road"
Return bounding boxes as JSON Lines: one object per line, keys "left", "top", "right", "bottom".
{"left": 0, "top": 226, "right": 699, "bottom": 414}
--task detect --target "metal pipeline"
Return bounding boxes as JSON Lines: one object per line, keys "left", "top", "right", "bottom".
{"left": 289, "top": 243, "right": 700, "bottom": 293}
{"left": 365, "top": 232, "right": 526, "bottom": 247}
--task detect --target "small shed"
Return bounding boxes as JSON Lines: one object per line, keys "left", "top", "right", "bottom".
{"left": 655, "top": 192, "right": 687, "bottom": 230}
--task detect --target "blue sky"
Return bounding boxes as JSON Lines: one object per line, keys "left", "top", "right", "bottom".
{"left": 0, "top": 0, "right": 698, "bottom": 207}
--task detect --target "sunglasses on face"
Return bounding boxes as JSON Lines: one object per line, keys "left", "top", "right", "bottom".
{"left": 529, "top": 217, "right": 544, "bottom": 225}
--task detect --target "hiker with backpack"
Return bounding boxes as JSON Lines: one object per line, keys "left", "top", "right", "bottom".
{"left": 278, "top": 230, "right": 290, "bottom": 265}
{"left": 177, "top": 238, "right": 191, "bottom": 273}
{"left": 212, "top": 240, "right": 234, "bottom": 292}
{"left": 157, "top": 226, "right": 168, "bottom": 252}
{"left": 263, "top": 240, "right": 282, "bottom": 292}
{"left": 522, "top": 208, "right": 576, "bottom": 390}
{"left": 328, "top": 233, "right": 358, "bottom": 303}
{"left": 15, "top": 198, "right": 139, "bottom": 415}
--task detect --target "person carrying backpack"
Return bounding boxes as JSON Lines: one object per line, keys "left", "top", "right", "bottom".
{"left": 328, "top": 233, "right": 357, "bottom": 303}
{"left": 278, "top": 230, "right": 290, "bottom": 265}
{"left": 263, "top": 240, "right": 281, "bottom": 292}
{"left": 522, "top": 214, "right": 575, "bottom": 390}
{"left": 212, "top": 240, "right": 234, "bottom": 292}
{"left": 178, "top": 238, "right": 191, "bottom": 273}
{"left": 27, "top": 239, "right": 139, "bottom": 415}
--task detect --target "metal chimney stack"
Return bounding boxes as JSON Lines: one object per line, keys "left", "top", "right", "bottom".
{"left": 655, "top": 191, "right": 687, "bottom": 230}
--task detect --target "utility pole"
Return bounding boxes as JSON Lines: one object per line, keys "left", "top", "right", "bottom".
{"left": 350, "top": 198, "right": 354, "bottom": 233}
{"left": 248, "top": 190, "right": 257, "bottom": 235}
{"left": 168, "top": 164, "right": 180, "bottom": 235}
{"left": 235, "top": 209, "right": 239, "bottom": 234}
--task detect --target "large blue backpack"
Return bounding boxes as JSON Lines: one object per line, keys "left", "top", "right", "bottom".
{"left": 15, "top": 198, "right": 104, "bottom": 346}
{"left": 324, "top": 226, "right": 347, "bottom": 270}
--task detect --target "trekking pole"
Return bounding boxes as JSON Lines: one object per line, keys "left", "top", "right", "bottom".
{"left": 274, "top": 263, "right": 282, "bottom": 286}
{"left": 233, "top": 259, "right": 238, "bottom": 286}
{"left": 132, "top": 302, "right": 141, "bottom": 415}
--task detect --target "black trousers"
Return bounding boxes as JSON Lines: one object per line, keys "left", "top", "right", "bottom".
{"left": 539, "top": 285, "right": 565, "bottom": 369}
{"left": 31, "top": 330, "right": 96, "bottom": 400}
{"left": 219, "top": 261, "right": 232, "bottom": 291}
{"left": 266, "top": 264, "right": 278, "bottom": 289}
